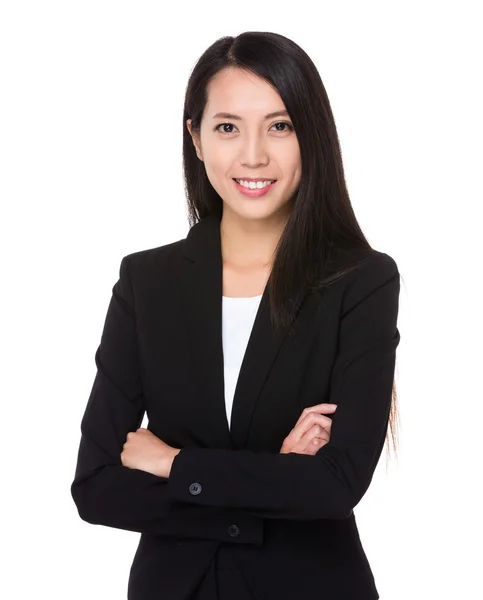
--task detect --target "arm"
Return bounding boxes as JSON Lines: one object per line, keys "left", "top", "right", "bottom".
{"left": 70, "top": 256, "right": 263, "bottom": 544}
{"left": 167, "top": 253, "right": 401, "bottom": 520}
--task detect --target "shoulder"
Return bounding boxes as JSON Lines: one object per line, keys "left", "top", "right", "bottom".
{"left": 112, "top": 238, "right": 186, "bottom": 309}
{"left": 124, "top": 237, "right": 186, "bottom": 266}
{"left": 349, "top": 249, "right": 399, "bottom": 284}
{"left": 120, "top": 236, "right": 187, "bottom": 282}
{"left": 338, "top": 249, "right": 400, "bottom": 316}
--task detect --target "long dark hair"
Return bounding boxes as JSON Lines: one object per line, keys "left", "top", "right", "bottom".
{"left": 182, "top": 31, "right": 400, "bottom": 460}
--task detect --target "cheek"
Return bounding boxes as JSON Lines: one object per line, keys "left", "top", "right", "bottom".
{"left": 278, "top": 144, "right": 301, "bottom": 173}
{"left": 289, "top": 157, "right": 302, "bottom": 183}
{"left": 205, "top": 148, "right": 231, "bottom": 178}
{"left": 203, "top": 159, "right": 231, "bottom": 196}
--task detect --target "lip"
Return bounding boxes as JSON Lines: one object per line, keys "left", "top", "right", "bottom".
{"left": 232, "top": 178, "right": 277, "bottom": 198}
{"left": 233, "top": 178, "right": 277, "bottom": 182}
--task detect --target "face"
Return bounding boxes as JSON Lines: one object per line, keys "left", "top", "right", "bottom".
{"left": 187, "top": 67, "right": 301, "bottom": 226}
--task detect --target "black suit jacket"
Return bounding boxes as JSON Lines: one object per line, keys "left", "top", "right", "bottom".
{"left": 71, "top": 213, "right": 401, "bottom": 600}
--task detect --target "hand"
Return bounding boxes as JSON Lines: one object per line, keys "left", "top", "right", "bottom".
{"left": 279, "top": 403, "right": 337, "bottom": 455}
{"left": 120, "top": 427, "right": 180, "bottom": 478}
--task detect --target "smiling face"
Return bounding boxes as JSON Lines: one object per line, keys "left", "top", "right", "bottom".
{"left": 187, "top": 67, "right": 301, "bottom": 226}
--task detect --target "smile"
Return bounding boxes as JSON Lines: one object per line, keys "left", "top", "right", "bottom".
{"left": 232, "top": 178, "right": 277, "bottom": 198}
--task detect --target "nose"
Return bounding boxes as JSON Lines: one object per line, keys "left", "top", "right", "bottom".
{"left": 239, "top": 134, "right": 269, "bottom": 169}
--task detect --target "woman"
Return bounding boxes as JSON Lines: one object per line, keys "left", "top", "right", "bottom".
{"left": 71, "top": 31, "right": 401, "bottom": 600}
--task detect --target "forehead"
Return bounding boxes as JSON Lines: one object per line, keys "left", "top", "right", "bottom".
{"left": 205, "top": 67, "right": 285, "bottom": 116}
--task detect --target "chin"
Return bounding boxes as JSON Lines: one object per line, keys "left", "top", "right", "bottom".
{"left": 228, "top": 205, "right": 288, "bottom": 223}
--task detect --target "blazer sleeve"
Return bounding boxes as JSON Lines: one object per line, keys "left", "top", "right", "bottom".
{"left": 70, "top": 256, "right": 264, "bottom": 544}
{"left": 167, "top": 253, "right": 401, "bottom": 520}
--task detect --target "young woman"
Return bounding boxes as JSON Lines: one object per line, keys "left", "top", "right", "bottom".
{"left": 71, "top": 31, "right": 401, "bottom": 600}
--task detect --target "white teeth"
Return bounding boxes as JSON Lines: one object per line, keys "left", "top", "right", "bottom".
{"left": 235, "top": 179, "right": 274, "bottom": 189}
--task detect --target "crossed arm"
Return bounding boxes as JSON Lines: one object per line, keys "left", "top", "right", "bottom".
{"left": 71, "top": 253, "right": 400, "bottom": 541}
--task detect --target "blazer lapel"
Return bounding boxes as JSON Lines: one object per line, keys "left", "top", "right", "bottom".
{"left": 178, "top": 214, "right": 306, "bottom": 451}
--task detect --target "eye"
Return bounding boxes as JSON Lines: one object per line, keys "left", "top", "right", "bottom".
{"left": 214, "top": 121, "right": 294, "bottom": 134}
{"left": 271, "top": 121, "right": 293, "bottom": 132}
{"left": 215, "top": 123, "right": 237, "bottom": 134}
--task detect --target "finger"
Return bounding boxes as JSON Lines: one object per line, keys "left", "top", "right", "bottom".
{"left": 304, "top": 403, "right": 337, "bottom": 414}
{"left": 300, "top": 430, "right": 330, "bottom": 454}
{"left": 293, "top": 403, "right": 337, "bottom": 428}
{"left": 301, "top": 425, "right": 329, "bottom": 445}
{"left": 288, "top": 412, "right": 333, "bottom": 446}
{"left": 295, "top": 437, "right": 323, "bottom": 454}
{"left": 293, "top": 411, "right": 334, "bottom": 434}
{"left": 292, "top": 429, "right": 329, "bottom": 454}
{"left": 287, "top": 415, "right": 329, "bottom": 448}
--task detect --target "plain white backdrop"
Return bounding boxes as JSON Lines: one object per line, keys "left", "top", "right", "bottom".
{"left": 1, "top": 1, "right": 482, "bottom": 598}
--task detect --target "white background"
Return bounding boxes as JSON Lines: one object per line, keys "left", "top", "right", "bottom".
{"left": 1, "top": 1, "right": 481, "bottom": 598}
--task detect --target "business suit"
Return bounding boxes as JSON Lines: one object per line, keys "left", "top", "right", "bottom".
{"left": 71, "top": 212, "right": 401, "bottom": 600}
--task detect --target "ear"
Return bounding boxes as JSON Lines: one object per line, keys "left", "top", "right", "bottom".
{"left": 186, "top": 119, "right": 203, "bottom": 161}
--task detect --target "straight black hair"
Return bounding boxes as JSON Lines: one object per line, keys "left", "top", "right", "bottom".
{"left": 181, "top": 31, "right": 399, "bottom": 458}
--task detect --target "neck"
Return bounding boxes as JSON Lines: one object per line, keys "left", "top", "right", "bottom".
{"left": 220, "top": 210, "right": 289, "bottom": 270}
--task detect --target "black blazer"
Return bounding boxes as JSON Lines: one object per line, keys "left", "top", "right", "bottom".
{"left": 71, "top": 213, "right": 401, "bottom": 600}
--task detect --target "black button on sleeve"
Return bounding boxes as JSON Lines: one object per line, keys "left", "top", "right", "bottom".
{"left": 189, "top": 482, "right": 202, "bottom": 495}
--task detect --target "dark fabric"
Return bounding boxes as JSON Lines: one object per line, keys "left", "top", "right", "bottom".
{"left": 191, "top": 545, "right": 258, "bottom": 600}
{"left": 71, "top": 214, "right": 398, "bottom": 599}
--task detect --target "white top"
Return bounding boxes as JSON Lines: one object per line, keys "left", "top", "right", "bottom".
{"left": 221, "top": 294, "right": 263, "bottom": 430}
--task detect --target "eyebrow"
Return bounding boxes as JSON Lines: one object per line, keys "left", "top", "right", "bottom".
{"left": 212, "top": 110, "right": 290, "bottom": 120}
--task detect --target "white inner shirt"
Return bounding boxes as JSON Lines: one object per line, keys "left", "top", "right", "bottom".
{"left": 221, "top": 293, "right": 263, "bottom": 430}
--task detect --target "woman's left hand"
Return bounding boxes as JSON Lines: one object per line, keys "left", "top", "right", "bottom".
{"left": 120, "top": 427, "right": 180, "bottom": 478}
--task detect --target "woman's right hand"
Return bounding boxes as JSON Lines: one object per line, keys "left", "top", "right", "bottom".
{"left": 279, "top": 403, "right": 337, "bottom": 455}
